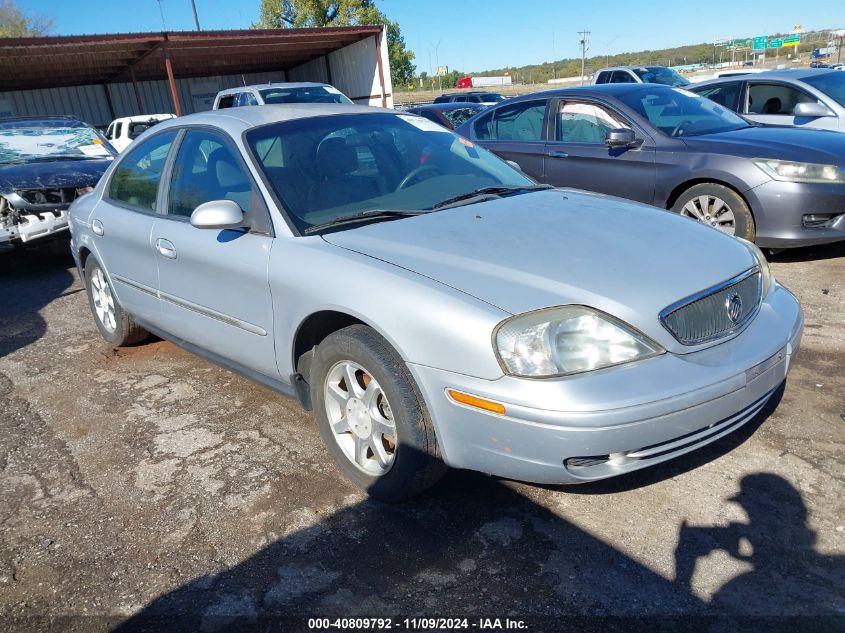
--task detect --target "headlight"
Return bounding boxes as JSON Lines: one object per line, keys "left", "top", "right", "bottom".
{"left": 494, "top": 306, "right": 664, "bottom": 378}
{"left": 736, "top": 237, "right": 772, "bottom": 297}
{"left": 752, "top": 159, "right": 845, "bottom": 184}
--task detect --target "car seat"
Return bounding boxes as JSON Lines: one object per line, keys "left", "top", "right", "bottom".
{"left": 308, "top": 137, "right": 379, "bottom": 210}
{"left": 762, "top": 97, "right": 783, "bottom": 114}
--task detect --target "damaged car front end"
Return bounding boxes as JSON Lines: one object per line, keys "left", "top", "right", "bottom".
{"left": 0, "top": 116, "right": 115, "bottom": 252}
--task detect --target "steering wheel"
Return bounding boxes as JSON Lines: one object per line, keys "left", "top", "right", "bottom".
{"left": 671, "top": 120, "right": 694, "bottom": 137}
{"left": 396, "top": 165, "right": 442, "bottom": 191}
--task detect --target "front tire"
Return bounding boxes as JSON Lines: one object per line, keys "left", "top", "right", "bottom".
{"left": 84, "top": 258, "right": 148, "bottom": 346}
{"left": 311, "top": 325, "right": 446, "bottom": 502}
{"left": 671, "top": 183, "right": 755, "bottom": 242}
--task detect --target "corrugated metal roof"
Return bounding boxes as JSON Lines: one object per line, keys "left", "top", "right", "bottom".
{"left": 0, "top": 26, "right": 383, "bottom": 91}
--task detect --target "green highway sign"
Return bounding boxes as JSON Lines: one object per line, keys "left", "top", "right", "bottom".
{"left": 783, "top": 35, "right": 800, "bottom": 47}
{"left": 753, "top": 36, "right": 768, "bottom": 50}
{"left": 769, "top": 38, "right": 783, "bottom": 48}
{"left": 730, "top": 38, "right": 751, "bottom": 50}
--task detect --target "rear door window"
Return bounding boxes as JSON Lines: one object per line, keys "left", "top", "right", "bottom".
{"left": 610, "top": 70, "right": 636, "bottom": 83}
{"left": 594, "top": 71, "right": 611, "bottom": 84}
{"left": 695, "top": 83, "right": 742, "bottom": 111}
{"left": 108, "top": 131, "right": 177, "bottom": 211}
{"left": 475, "top": 99, "right": 547, "bottom": 141}
{"left": 216, "top": 94, "right": 235, "bottom": 109}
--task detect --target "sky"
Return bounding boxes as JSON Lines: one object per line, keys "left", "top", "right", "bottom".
{"left": 23, "top": 0, "right": 845, "bottom": 73}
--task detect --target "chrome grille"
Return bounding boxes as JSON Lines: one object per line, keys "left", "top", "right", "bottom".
{"left": 660, "top": 269, "right": 762, "bottom": 345}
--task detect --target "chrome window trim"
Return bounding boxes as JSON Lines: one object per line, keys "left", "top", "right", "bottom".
{"left": 659, "top": 267, "right": 762, "bottom": 346}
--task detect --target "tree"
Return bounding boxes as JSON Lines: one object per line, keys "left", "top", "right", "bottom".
{"left": 254, "top": 0, "right": 415, "bottom": 88}
{"left": 0, "top": 0, "right": 53, "bottom": 38}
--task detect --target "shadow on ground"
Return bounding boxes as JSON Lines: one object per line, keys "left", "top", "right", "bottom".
{"left": 113, "top": 389, "right": 843, "bottom": 631}
{"left": 0, "top": 238, "right": 76, "bottom": 358}
{"left": 768, "top": 240, "right": 845, "bottom": 264}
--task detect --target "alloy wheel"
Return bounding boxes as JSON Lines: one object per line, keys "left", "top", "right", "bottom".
{"left": 90, "top": 268, "right": 117, "bottom": 332}
{"left": 680, "top": 195, "right": 736, "bottom": 235}
{"left": 323, "top": 360, "right": 397, "bottom": 476}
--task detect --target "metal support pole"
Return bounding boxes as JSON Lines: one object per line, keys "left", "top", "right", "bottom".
{"left": 129, "top": 66, "right": 143, "bottom": 112}
{"left": 163, "top": 38, "right": 182, "bottom": 116}
{"left": 374, "top": 32, "right": 387, "bottom": 107}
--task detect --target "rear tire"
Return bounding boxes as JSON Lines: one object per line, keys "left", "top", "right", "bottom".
{"left": 671, "top": 183, "right": 755, "bottom": 242}
{"left": 84, "top": 258, "right": 148, "bottom": 346}
{"left": 311, "top": 324, "right": 446, "bottom": 502}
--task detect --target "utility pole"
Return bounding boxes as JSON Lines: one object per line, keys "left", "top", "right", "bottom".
{"left": 578, "top": 29, "right": 590, "bottom": 84}
{"left": 191, "top": 0, "right": 202, "bottom": 31}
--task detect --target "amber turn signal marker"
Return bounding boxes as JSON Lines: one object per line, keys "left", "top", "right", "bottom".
{"left": 447, "top": 389, "right": 506, "bottom": 415}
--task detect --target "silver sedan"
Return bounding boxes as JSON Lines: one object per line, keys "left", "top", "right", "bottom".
{"left": 69, "top": 104, "right": 804, "bottom": 501}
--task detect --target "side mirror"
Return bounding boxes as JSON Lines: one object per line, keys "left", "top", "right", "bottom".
{"left": 505, "top": 159, "right": 525, "bottom": 173}
{"left": 190, "top": 199, "right": 245, "bottom": 230}
{"left": 605, "top": 128, "right": 638, "bottom": 148}
{"left": 793, "top": 102, "right": 835, "bottom": 118}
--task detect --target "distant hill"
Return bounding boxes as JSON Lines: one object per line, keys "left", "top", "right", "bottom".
{"left": 466, "top": 29, "right": 835, "bottom": 84}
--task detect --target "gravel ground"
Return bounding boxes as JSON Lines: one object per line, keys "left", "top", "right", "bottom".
{"left": 0, "top": 239, "right": 843, "bottom": 632}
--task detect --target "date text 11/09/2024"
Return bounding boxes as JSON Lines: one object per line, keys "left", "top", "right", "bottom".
{"left": 308, "top": 617, "right": 528, "bottom": 630}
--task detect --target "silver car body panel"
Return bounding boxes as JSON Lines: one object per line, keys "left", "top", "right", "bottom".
{"left": 69, "top": 105, "right": 804, "bottom": 485}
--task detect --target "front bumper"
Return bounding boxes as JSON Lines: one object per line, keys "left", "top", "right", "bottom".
{"left": 747, "top": 180, "right": 845, "bottom": 248}
{"left": 0, "top": 210, "right": 69, "bottom": 245}
{"left": 408, "top": 283, "right": 803, "bottom": 484}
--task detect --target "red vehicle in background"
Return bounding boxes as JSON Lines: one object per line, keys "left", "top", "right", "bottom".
{"left": 456, "top": 75, "right": 512, "bottom": 89}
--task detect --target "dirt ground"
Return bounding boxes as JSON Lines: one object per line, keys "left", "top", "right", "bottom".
{"left": 0, "top": 238, "right": 843, "bottom": 632}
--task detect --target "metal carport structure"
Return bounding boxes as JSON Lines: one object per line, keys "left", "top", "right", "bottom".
{"left": 0, "top": 26, "right": 392, "bottom": 126}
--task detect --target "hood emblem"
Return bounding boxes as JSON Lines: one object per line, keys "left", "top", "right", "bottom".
{"left": 726, "top": 292, "right": 743, "bottom": 324}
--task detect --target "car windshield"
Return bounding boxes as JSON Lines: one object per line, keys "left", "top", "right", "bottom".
{"left": 617, "top": 87, "right": 750, "bottom": 137}
{"left": 0, "top": 120, "right": 113, "bottom": 163}
{"left": 259, "top": 86, "right": 353, "bottom": 105}
{"left": 632, "top": 66, "right": 690, "bottom": 87}
{"left": 442, "top": 107, "right": 482, "bottom": 127}
{"left": 802, "top": 71, "right": 845, "bottom": 107}
{"left": 246, "top": 112, "right": 534, "bottom": 233}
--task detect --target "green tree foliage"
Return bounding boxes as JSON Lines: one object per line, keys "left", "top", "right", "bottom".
{"left": 254, "top": 1, "right": 416, "bottom": 87}
{"left": 0, "top": 0, "right": 53, "bottom": 38}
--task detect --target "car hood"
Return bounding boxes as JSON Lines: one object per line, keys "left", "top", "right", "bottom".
{"left": 0, "top": 158, "right": 111, "bottom": 193}
{"left": 682, "top": 126, "right": 845, "bottom": 163}
{"left": 323, "top": 190, "right": 756, "bottom": 354}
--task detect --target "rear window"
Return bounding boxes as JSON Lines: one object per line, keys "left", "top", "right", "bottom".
{"left": 259, "top": 86, "right": 352, "bottom": 105}
{"left": 632, "top": 66, "right": 690, "bottom": 87}
{"left": 433, "top": 95, "right": 451, "bottom": 104}
{"left": 478, "top": 93, "right": 505, "bottom": 102}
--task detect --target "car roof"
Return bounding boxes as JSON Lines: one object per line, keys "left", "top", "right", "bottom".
{"left": 409, "top": 102, "right": 486, "bottom": 111}
{"left": 151, "top": 103, "right": 392, "bottom": 133}
{"left": 502, "top": 83, "right": 674, "bottom": 102}
{"left": 439, "top": 91, "right": 501, "bottom": 96}
{"left": 216, "top": 82, "right": 331, "bottom": 96}
{"left": 594, "top": 66, "right": 664, "bottom": 72}
{"left": 691, "top": 68, "right": 839, "bottom": 88}
{"left": 112, "top": 114, "right": 175, "bottom": 123}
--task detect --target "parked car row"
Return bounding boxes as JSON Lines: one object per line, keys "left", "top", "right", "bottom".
{"left": 454, "top": 80, "right": 845, "bottom": 248}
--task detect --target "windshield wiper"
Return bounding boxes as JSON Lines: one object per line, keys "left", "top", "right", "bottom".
{"left": 430, "top": 184, "right": 554, "bottom": 210}
{"left": 304, "top": 209, "right": 425, "bottom": 234}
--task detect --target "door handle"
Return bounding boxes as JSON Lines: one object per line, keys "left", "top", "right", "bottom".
{"left": 92, "top": 219, "right": 104, "bottom": 236}
{"left": 546, "top": 150, "right": 569, "bottom": 158}
{"left": 155, "top": 238, "right": 177, "bottom": 259}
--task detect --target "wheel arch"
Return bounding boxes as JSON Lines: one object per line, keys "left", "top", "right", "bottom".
{"left": 665, "top": 178, "right": 753, "bottom": 215}
{"left": 291, "top": 310, "right": 369, "bottom": 384}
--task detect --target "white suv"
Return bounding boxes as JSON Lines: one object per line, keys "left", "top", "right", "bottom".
{"left": 105, "top": 114, "right": 175, "bottom": 153}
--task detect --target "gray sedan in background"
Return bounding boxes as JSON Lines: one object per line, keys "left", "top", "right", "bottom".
{"left": 69, "top": 104, "right": 803, "bottom": 501}
{"left": 690, "top": 68, "right": 845, "bottom": 132}
{"left": 455, "top": 84, "right": 845, "bottom": 248}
